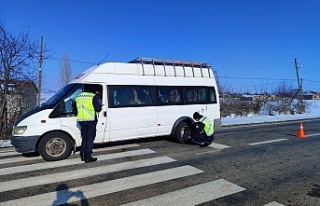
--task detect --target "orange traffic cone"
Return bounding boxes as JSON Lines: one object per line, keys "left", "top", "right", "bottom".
{"left": 297, "top": 122, "right": 306, "bottom": 138}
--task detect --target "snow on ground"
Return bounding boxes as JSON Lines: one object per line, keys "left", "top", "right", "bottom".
{"left": 1, "top": 100, "right": 319, "bottom": 148}
{"left": 0, "top": 140, "right": 12, "bottom": 148}
{"left": 222, "top": 100, "right": 320, "bottom": 126}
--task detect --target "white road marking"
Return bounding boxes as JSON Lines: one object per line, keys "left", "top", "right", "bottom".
{"left": 208, "top": 142, "right": 231, "bottom": 149}
{"left": 0, "top": 148, "right": 154, "bottom": 176}
{"left": 264, "top": 201, "right": 286, "bottom": 206}
{"left": 249, "top": 139, "right": 288, "bottom": 146}
{"left": 306, "top": 133, "right": 320, "bottom": 137}
{"left": 196, "top": 150, "right": 220, "bottom": 155}
{"left": 0, "top": 150, "right": 20, "bottom": 157}
{"left": 0, "top": 166, "right": 203, "bottom": 206}
{"left": 0, "top": 148, "right": 15, "bottom": 153}
{"left": 0, "top": 156, "right": 176, "bottom": 192}
{"left": 0, "top": 143, "right": 141, "bottom": 165}
{"left": 121, "top": 179, "right": 246, "bottom": 206}
{"left": 0, "top": 143, "right": 283, "bottom": 205}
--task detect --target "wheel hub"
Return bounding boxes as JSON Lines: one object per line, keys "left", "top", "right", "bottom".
{"left": 46, "top": 138, "right": 66, "bottom": 157}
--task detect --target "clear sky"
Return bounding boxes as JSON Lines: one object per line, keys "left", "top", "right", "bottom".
{"left": 0, "top": 0, "right": 319, "bottom": 93}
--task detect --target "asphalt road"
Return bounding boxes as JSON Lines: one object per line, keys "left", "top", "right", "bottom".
{"left": 0, "top": 118, "right": 320, "bottom": 206}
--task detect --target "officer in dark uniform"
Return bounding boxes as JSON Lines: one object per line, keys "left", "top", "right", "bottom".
{"left": 75, "top": 85, "right": 102, "bottom": 163}
{"left": 191, "top": 112, "right": 214, "bottom": 147}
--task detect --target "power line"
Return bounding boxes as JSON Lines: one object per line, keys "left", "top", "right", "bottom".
{"left": 214, "top": 66, "right": 291, "bottom": 70}
{"left": 48, "top": 57, "right": 97, "bottom": 65}
{"left": 219, "top": 76, "right": 320, "bottom": 84}
{"left": 304, "top": 79, "right": 320, "bottom": 83}
{"left": 218, "top": 75, "right": 296, "bottom": 81}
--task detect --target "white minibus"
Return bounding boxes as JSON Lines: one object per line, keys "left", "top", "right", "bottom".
{"left": 11, "top": 57, "right": 221, "bottom": 161}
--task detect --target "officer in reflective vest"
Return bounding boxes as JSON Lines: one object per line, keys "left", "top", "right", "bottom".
{"left": 75, "top": 86, "right": 102, "bottom": 163}
{"left": 191, "top": 112, "right": 214, "bottom": 147}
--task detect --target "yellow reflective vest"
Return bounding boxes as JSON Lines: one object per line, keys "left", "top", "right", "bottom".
{"left": 199, "top": 116, "right": 214, "bottom": 136}
{"left": 75, "top": 92, "right": 96, "bottom": 121}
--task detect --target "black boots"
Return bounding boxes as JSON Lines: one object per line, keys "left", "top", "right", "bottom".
{"left": 80, "top": 152, "right": 85, "bottom": 161}
{"left": 191, "top": 140, "right": 209, "bottom": 147}
{"left": 85, "top": 153, "right": 97, "bottom": 163}
{"left": 80, "top": 152, "right": 97, "bottom": 163}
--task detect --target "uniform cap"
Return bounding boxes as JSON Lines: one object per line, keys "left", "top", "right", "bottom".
{"left": 193, "top": 112, "right": 201, "bottom": 120}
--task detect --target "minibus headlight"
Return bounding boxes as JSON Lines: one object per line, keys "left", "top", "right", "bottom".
{"left": 13, "top": 126, "right": 27, "bottom": 135}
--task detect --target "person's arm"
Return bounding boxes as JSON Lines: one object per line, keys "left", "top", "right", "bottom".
{"left": 195, "top": 122, "right": 205, "bottom": 133}
{"left": 93, "top": 95, "right": 102, "bottom": 113}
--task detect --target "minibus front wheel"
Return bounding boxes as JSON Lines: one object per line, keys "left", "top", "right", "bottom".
{"left": 38, "top": 131, "right": 73, "bottom": 161}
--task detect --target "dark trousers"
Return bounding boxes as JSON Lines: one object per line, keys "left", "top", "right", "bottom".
{"left": 80, "top": 124, "right": 97, "bottom": 155}
{"left": 192, "top": 132, "right": 214, "bottom": 144}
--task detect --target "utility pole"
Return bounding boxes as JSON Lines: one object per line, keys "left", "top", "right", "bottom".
{"left": 37, "top": 36, "right": 43, "bottom": 106}
{"left": 294, "top": 58, "right": 304, "bottom": 113}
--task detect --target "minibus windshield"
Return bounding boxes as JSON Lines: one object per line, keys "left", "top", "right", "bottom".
{"left": 43, "top": 84, "right": 78, "bottom": 107}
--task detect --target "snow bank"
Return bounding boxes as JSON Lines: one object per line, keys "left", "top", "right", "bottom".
{"left": 222, "top": 100, "right": 320, "bottom": 126}
{"left": 0, "top": 140, "right": 12, "bottom": 148}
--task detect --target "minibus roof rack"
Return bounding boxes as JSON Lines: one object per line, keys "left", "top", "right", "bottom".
{"left": 129, "top": 57, "right": 211, "bottom": 68}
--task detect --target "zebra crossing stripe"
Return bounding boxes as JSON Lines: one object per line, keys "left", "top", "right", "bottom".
{"left": 0, "top": 148, "right": 15, "bottom": 152}
{"left": 121, "top": 179, "right": 246, "bottom": 206}
{"left": 0, "top": 165, "right": 203, "bottom": 206}
{"left": 0, "top": 147, "right": 16, "bottom": 153}
{"left": 0, "top": 149, "right": 15, "bottom": 153}
{"left": 0, "top": 150, "right": 20, "bottom": 157}
{"left": 0, "top": 148, "right": 155, "bottom": 176}
{"left": 0, "top": 153, "right": 39, "bottom": 163}
{"left": 0, "top": 156, "right": 175, "bottom": 193}
{"left": 0, "top": 143, "right": 141, "bottom": 165}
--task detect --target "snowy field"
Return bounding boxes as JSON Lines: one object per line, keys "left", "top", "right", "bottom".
{"left": 1, "top": 100, "right": 319, "bottom": 148}
{"left": 222, "top": 100, "right": 320, "bottom": 126}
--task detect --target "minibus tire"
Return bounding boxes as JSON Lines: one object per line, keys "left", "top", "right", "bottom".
{"left": 39, "top": 132, "right": 73, "bottom": 161}
{"left": 173, "top": 121, "right": 191, "bottom": 143}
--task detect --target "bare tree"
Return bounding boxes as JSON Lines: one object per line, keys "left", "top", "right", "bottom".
{"left": 59, "top": 53, "right": 72, "bottom": 88}
{"left": 270, "top": 82, "right": 306, "bottom": 114}
{"left": 0, "top": 21, "right": 40, "bottom": 139}
{"left": 273, "top": 82, "right": 293, "bottom": 98}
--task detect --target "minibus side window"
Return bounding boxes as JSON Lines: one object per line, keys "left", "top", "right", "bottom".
{"left": 209, "top": 87, "right": 217, "bottom": 103}
{"left": 109, "top": 85, "right": 154, "bottom": 108}
{"left": 111, "top": 86, "right": 132, "bottom": 107}
{"left": 131, "top": 86, "right": 153, "bottom": 105}
{"left": 157, "top": 86, "right": 182, "bottom": 105}
{"left": 184, "top": 87, "right": 209, "bottom": 104}
{"left": 185, "top": 87, "right": 198, "bottom": 103}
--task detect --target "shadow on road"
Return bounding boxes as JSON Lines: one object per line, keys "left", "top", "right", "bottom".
{"left": 52, "top": 183, "right": 89, "bottom": 206}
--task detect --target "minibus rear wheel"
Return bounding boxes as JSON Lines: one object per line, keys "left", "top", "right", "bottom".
{"left": 39, "top": 132, "right": 73, "bottom": 161}
{"left": 173, "top": 121, "right": 191, "bottom": 143}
